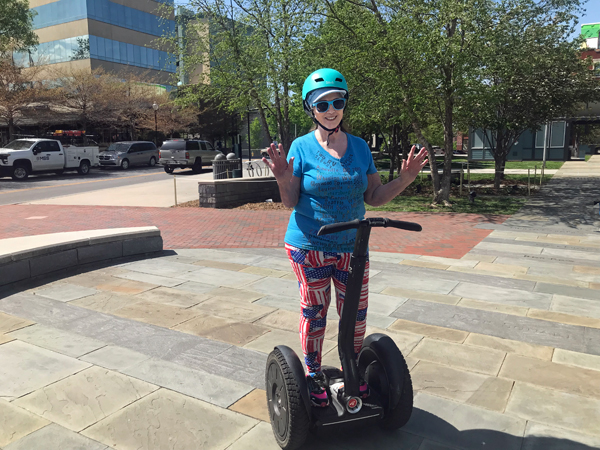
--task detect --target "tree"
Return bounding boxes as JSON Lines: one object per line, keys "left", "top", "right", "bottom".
{"left": 112, "top": 71, "right": 157, "bottom": 141}
{"left": 174, "top": 0, "right": 316, "bottom": 151}
{"left": 468, "top": 0, "right": 598, "bottom": 190}
{"left": 0, "top": 0, "right": 38, "bottom": 53}
{"left": 0, "top": 55, "right": 48, "bottom": 140}
{"left": 140, "top": 93, "right": 198, "bottom": 138}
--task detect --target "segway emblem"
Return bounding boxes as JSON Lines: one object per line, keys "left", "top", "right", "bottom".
{"left": 346, "top": 397, "right": 362, "bottom": 414}
{"left": 348, "top": 398, "right": 357, "bottom": 409}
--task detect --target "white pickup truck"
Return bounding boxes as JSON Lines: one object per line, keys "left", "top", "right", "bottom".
{"left": 0, "top": 139, "right": 99, "bottom": 180}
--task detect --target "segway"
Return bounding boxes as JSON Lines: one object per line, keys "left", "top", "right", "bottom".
{"left": 266, "top": 217, "right": 422, "bottom": 450}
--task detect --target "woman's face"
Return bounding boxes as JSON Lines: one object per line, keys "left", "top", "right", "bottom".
{"left": 312, "top": 92, "right": 345, "bottom": 130}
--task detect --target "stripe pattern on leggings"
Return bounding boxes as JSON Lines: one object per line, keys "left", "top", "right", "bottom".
{"left": 286, "top": 244, "right": 369, "bottom": 374}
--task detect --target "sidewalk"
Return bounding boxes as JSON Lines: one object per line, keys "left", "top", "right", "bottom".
{"left": 1, "top": 157, "right": 600, "bottom": 450}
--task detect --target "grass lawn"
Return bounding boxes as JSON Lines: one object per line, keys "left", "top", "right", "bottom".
{"left": 586, "top": 154, "right": 592, "bottom": 162}
{"left": 366, "top": 195, "right": 526, "bottom": 215}
{"left": 375, "top": 156, "right": 563, "bottom": 171}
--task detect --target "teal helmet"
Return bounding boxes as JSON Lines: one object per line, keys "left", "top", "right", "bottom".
{"left": 302, "top": 68, "right": 349, "bottom": 116}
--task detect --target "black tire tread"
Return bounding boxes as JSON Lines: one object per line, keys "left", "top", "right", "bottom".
{"left": 379, "top": 358, "right": 413, "bottom": 430}
{"left": 267, "top": 349, "right": 310, "bottom": 450}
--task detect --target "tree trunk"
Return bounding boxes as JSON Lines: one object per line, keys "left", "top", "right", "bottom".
{"left": 493, "top": 155, "right": 505, "bottom": 192}
{"left": 411, "top": 118, "right": 440, "bottom": 202}
{"left": 438, "top": 92, "right": 454, "bottom": 205}
{"left": 388, "top": 124, "right": 400, "bottom": 181}
{"left": 8, "top": 117, "right": 15, "bottom": 141}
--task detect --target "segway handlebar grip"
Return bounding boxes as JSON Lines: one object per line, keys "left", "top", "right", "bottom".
{"left": 317, "top": 219, "right": 361, "bottom": 236}
{"left": 384, "top": 219, "right": 422, "bottom": 232}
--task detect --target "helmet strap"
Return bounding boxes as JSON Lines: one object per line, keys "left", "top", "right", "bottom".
{"left": 313, "top": 116, "right": 342, "bottom": 146}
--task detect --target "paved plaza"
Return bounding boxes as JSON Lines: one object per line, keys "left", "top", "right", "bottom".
{"left": 0, "top": 157, "right": 599, "bottom": 450}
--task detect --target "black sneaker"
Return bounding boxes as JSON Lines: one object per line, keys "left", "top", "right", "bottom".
{"left": 307, "top": 372, "right": 329, "bottom": 407}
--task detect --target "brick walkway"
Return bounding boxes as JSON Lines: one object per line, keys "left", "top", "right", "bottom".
{"left": 0, "top": 205, "right": 507, "bottom": 258}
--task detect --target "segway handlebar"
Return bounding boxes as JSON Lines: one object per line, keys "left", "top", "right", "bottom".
{"left": 317, "top": 218, "right": 422, "bottom": 236}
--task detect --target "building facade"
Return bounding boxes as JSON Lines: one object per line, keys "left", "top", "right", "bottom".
{"left": 21, "top": 0, "right": 177, "bottom": 85}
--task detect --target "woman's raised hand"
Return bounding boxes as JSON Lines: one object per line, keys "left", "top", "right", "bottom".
{"left": 263, "top": 142, "right": 294, "bottom": 183}
{"left": 401, "top": 145, "right": 429, "bottom": 183}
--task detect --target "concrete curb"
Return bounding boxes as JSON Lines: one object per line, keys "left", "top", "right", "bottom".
{"left": 0, "top": 227, "right": 163, "bottom": 287}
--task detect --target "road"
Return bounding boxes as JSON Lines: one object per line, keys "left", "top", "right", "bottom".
{"left": 0, "top": 165, "right": 212, "bottom": 206}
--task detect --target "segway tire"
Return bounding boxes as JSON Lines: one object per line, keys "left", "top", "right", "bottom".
{"left": 358, "top": 333, "right": 413, "bottom": 430}
{"left": 266, "top": 348, "right": 310, "bottom": 450}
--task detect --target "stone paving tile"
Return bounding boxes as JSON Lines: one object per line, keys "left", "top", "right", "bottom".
{"left": 517, "top": 273, "right": 587, "bottom": 289}
{"left": 0, "top": 399, "right": 49, "bottom": 447}
{"left": 404, "top": 393, "right": 525, "bottom": 450}
{"left": 124, "top": 259, "right": 201, "bottom": 276}
{"left": 370, "top": 252, "right": 419, "bottom": 263}
{"left": 114, "top": 271, "right": 185, "bottom": 287}
{"left": 173, "top": 314, "right": 269, "bottom": 346}
{"left": 574, "top": 265, "right": 600, "bottom": 275}
{"left": 244, "top": 329, "right": 336, "bottom": 358}
{"left": 169, "top": 280, "right": 216, "bottom": 295}
{"left": 174, "top": 248, "right": 266, "bottom": 264}
{"left": 552, "top": 348, "right": 600, "bottom": 372}
{"left": 240, "top": 266, "right": 290, "bottom": 278}
{"left": 34, "top": 284, "right": 98, "bottom": 302}
{"left": 403, "top": 266, "right": 536, "bottom": 291}
{"left": 65, "top": 272, "right": 158, "bottom": 295}
{"left": 474, "top": 261, "right": 528, "bottom": 275}
{"left": 78, "top": 345, "right": 150, "bottom": 371}
{"left": 381, "top": 287, "right": 460, "bottom": 305}
{"left": 474, "top": 241, "right": 543, "bottom": 255}
{"left": 253, "top": 294, "right": 299, "bottom": 312}
{"left": 14, "top": 366, "right": 158, "bottom": 432}
{"left": 0, "top": 293, "right": 93, "bottom": 328}
{"left": 485, "top": 237, "right": 599, "bottom": 255}
{"left": 4, "top": 423, "right": 108, "bottom": 450}
{"left": 506, "top": 383, "right": 600, "bottom": 437}
{"left": 389, "top": 319, "right": 469, "bottom": 343}
{"left": 365, "top": 326, "right": 423, "bottom": 355}
{"left": 450, "top": 282, "right": 552, "bottom": 310}
{"left": 82, "top": 388, "right": 258, "bottom": 450}
{"left": 461, "top": 253, "right": 497, "bottom": 263}
{"left": 412, "top": 361, "right": 513, "bottom": 412}
{"left": 176, "top": 267, "right": 264, "bottom": 288}
{"left": 400, "top": 260, "right": 450, "bottom": 270}
{"left": 367, "top": 313, "right": 397, "bottom": 329}
{"left": 465, "top": 333, "right": 553, "bottom": 360}
{"left": 121, "top": 358, "right": 253, "bottom": 408}
{"left": 170, "top": 344, "right": 267, "bottom": 390}
{"left": 457, "top": 298, "right": 529, "bottom": 316}
{"left": 500, "top": 353, "right": 600, "bottom": 399}
{"left": 7, "top": 324, "right": 106, "bottom": 358}
{"left": 205, "top": 286, "right": 266, "bottom": 302}
{"left": 253, "top": 256, "right": 295, "bottom": 272}
{"left": 113, "top": 300, "right": 200, "bottom": 328}
{"left": 418, "top": 256, "right": 478, "bottom": 267}
{"left": 193, "top": 259, "right": 250, "bottom": 271}
{"left": 0, "top": 334, "right": 15, "bottom": 344}
{"left": 522, "top": 422, "right": 600, "bottom": 450}
{"left": 190, "top": 297, "right": 275, "bottom": 322}
{"left": 69, "top": 291, "right": 143, "bottom": 313}
{"left": 369, "top": 272, "right": 459, "bottom": 295}
{"left": 244, "top": 277, "right": 300, "bottom": 298}
{"left": 493, "top": 255, "right": 573, "bottom": 271}
{"left": 0, "top": 311, "right": 34, "bottom": 334}
{"left": 410, "top": 339, "right": 505, "bottom": 375}
{"left": 134, "top": 286, "right": 210, "bottom": 308}
{"left": 534, "top": 283, "right": 600, "bottom": 301}
{"left": 0, "top": 340, "right": 90, "bottom": 399}
{"left": 392, "top": 300, "right": 592, "bottom": 354}
{"left": 528, "top": 266, "right": 600, "bottom": 284}
{"left": 229, "top": 389, "right": 269, "bottom": 422}
{"left": 225, "top": 422, "right": 281, "bottom": 450}
{"left": 528, "top": 309, "right": 600, "bottom": 329}
{"left": 542, "top": 247, "right": 600, "bottom": 262}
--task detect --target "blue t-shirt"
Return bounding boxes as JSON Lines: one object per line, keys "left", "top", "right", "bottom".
{"left": 284, "top": 131, "right": 377, "bottom": 252}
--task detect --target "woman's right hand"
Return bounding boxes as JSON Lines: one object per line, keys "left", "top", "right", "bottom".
{"left": 263, "top": 142, "right": 294, "bottom": 183}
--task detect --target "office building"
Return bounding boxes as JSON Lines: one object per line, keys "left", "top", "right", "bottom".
{"left": 22, "top": 0, "right": 178, "bottom": 85}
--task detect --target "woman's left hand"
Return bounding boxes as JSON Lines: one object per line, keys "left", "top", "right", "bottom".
{"left": 401, "top": 145, "right": 429, "bottom": 183}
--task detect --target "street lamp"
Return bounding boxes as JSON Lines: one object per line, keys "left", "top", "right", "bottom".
{"left": 152, "top": 102, "right": 159, "bottom": 146}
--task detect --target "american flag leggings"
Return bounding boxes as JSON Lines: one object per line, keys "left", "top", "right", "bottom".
{"left": 285, "top": 244, "right": 369, "bottom": 374}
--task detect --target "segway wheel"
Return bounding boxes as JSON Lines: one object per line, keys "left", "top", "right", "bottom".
{"left": 358, "top": 333, "right": 413, "bottom": 430}
{"left": 266, "top": 349, "right": 310, "bottom": 450}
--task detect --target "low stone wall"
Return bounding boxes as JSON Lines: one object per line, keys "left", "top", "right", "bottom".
{"left": 0, "top": 227, "right": 163, "bottom": 287}
{"left": 198, "top": 177, "right": 281, "bottom": 208}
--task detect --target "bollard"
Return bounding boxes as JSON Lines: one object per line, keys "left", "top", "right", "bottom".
{"left": 534, "top": 165, "right": 537, "bottom": 180}
{"left": 540, "top": 166, "right": 544, "bottom": 186}
{"left": 467, "top": 162, "right": 471, "bottom": 192}
{"left": 174, "top": 174, "right": 178, "bottom": 206}
{"left": 528, "top": 169, "right": 530, "bottom": 196}
{"left": 460, "top": 163, "right": 464, "bottom": 196}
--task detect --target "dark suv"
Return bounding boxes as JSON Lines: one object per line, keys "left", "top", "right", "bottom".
{"left": 159, "top": 139, "right": 223, "bottom": 174}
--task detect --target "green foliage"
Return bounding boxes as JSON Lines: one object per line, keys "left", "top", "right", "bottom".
{"left": 0, "top": 0, "right": 38, "bottom": 53}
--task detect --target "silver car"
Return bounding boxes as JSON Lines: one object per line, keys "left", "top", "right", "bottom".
{"left": 98, "top": 141, "right": 159, "bottom": 170}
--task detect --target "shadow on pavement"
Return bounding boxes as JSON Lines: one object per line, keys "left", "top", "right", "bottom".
{"left": 296, "top": 408, "right": 597, "bottom": 450}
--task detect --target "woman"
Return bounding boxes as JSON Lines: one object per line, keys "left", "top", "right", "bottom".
{"left": 263, "top": 68, "right": 428, "bottom": 407}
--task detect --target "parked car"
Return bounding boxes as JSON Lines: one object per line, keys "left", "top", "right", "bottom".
{"left": 159, "top": 139, "right": 223, "bottom": 174}
{"left": 0, "top": 139, "right": 98, "bottom": 181}
{"left": 98, "top": 141, "right": 158, "bottom": 170}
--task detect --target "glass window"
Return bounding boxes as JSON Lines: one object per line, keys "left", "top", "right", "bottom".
{"left": 47, "top": 141, "right": 61, "bottom": 152}
{"left": 472, "top": 129, "right": 484, "bottom": 148}
{"left": 200, "top": 142, "right": 207, "bottom": 150}
{"left": 113, "top": 40, "right": 120, "bottom": 61}
{"left": 535, "top": 128, "right": 546, "bottom": 148}
{"left": 127, "top": 44, "right": 134, "bottom": 64}
{"left": 134, "top": 46, "right": 141, "bottom": 65}
{"left": 105, "top": 38, "right": 113, "bottom": 60}
{"left": 120, "top": 42, "right": 127, "bottom": 64}
{"left": 550, "top": 122, "right": 566, "bottom": 148}
{"left": 97, "top": 37, "right": 106, "bottom": 58}
{"left": 125, "top": 8, "right": 133, "bottom": 28}
{"left": 188, "top": 141, "right": 200, "bottom": 150}
{"left": 89, "top": 35, "right": 98, "bottom": 58}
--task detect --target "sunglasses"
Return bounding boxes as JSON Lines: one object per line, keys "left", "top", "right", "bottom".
{"left": 313, "top": 98, "right": 346, "bottom": 113}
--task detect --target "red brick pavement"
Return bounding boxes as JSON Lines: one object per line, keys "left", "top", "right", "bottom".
{"left": 0, "top": 205, "right": 507, "bottom": 258}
